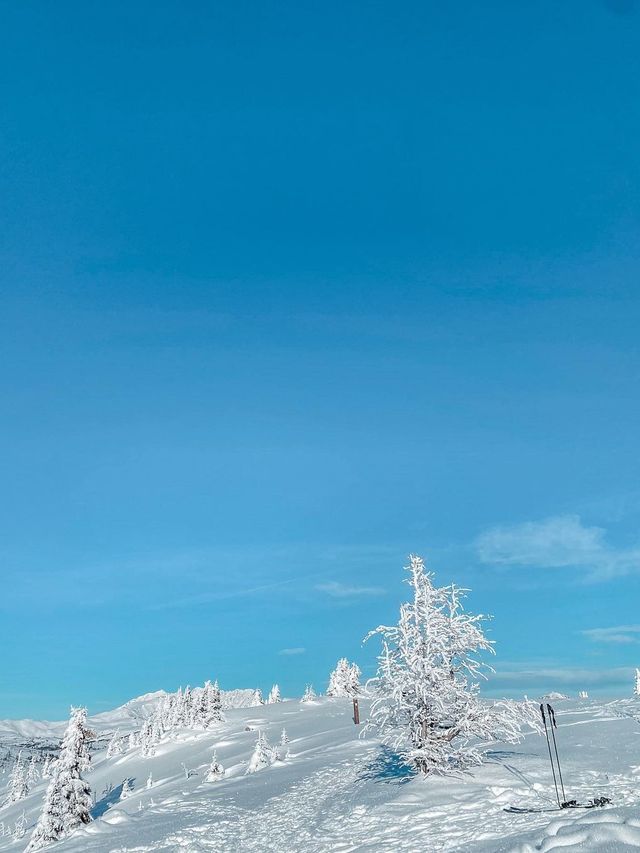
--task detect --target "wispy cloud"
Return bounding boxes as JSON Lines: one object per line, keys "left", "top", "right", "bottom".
{"left": 475, "top": 514, "right": 640, "bottom": 581}
{"left": 487, "top": 664, "right": 634, "bottom": 691}
{"left": 278, "top": 647, "right": 306, "bottom": 656}
{"left": 581, "top": 625, "right": 640, "bottom": 644}
{"left": 315, "top": 581, "right": 386, "bottom": 599}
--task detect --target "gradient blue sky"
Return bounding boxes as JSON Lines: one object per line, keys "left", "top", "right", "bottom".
{"left": 2, "top": 0, "right": 640, "bottom": 718}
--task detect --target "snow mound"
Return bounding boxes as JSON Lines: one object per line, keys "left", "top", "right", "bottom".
{"left": 512, "top": 811, "right": 640, "bottom": 852}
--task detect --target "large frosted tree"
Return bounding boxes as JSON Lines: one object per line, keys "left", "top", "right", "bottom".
{"left": 364, "top": 555, "right": 539, "bottom": 775}
{"left": 26, "top": 706, "right": 95, "bottom": 851}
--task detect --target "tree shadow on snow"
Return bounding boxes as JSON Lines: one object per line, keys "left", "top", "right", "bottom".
{"left": 91, "top": 780, "right": 128, "bottom": 819}
{"left": 359, "top": 747, "right": 417, "bottom": 785}
{"left": 484, "top": 750, "right": 537, "bottom": 760}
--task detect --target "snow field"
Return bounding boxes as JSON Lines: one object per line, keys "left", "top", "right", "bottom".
{"left": 2, "top": 697, "right": 640, "bottom": 851}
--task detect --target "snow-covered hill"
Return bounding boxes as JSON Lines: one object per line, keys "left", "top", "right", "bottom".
{"left": 2, "top": 696, "right": 640, "bottom": 851}
{"left": 0, "top": 688, "right": 258, "bottom": 748}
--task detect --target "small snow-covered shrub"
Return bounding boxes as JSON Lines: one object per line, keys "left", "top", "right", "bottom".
{"left": 206, "top": 751, "right": 225, "bottom": 782}
{"left": 246, "top": 731, "right": 275, "bottom": 774}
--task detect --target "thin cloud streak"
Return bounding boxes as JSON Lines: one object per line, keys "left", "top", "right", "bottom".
{"left": 581, "top": 625, "right": 640, "bottom": 644}
{"left": 315, "top": 581, "right": 386, "bottom": 599}
{"left": 0, "top": 542, "right": 400, "bottom": 612}
{"left": 145, "top": 575, "right": 304, "bottom": 611}
{"left": 488, "top": 665, "right": 634, "bottom": 690}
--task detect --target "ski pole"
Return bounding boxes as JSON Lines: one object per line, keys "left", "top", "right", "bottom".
{"left": 540, "top": 703, "right": 561, "bottom": 807}
{"left": 547, "top": 704, "right": 567, "bottom": 804}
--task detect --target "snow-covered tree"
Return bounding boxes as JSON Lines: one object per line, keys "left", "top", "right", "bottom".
{"left": 107, "top": 731, "right": 123, "bottom": 758}
{"left": 151, "top": 713, "right": 164, "bottom": 744}
{"left": 205, "top": 751, "right": 225, "bottom": 782}
{"left": 246, "top": 731, "right": 274, "bottom": 773}
{"left": 206, "top": 680, "right": 224, "bottom": 723}
{"left": 300, "top": 684, "right": 317, "bottom": 703}
{"left": 26, "top": 706, "right": 95, "bottom": 852}
{"left": 364, "top": 555, "right": 540, "bottom": 776}
{"left": 160, "top": 693, "right": 175, "bottom": 729}
{"left": 190, "top": 687, "right": 208, "bottom": 729}
{"left": 278, "top": 728, "right": 290, "bottom": 761}
{"left": 267, "top": 684, "right": 281, "bottom": 704}
{"left": 13, "top": 811, "right": 27, "bottom": 842}
{"left": 41, "top": 756, "right": 54, "bottom": 779}
{"left": 348, "top": 662, "right": 362, "bottom": 695}
{"left": 327, "top": 658, "right": 361, "bottom": 697}
{"left": 128, "top": 731, "right": 139, "bottom": 751}
{"left": 140, "top": 719, "right": 156, "bottom": 758}
{"left": 635, "top": 668, "right": 640, "bottom": 697}
{"left": 120, "top": 778, "right": 133, "bottom": 799}
{"left": 146, "top": 773, "right": 153, "bottom": 789}
{"left": 250, "top": 688, "right": 264, "bottom": 707}
{"left": 4, "top": 752, "right": 28, "bottom": 805}
{"left": 189, "top": 681, "right": 223, "bottom": 728}
{"left": 181, "top": 687, "right": 193, "bottom": 726}
{"left": 26, "top": 755, "right": 41, "bottom": 789}
{"left": 168, "top": 687, "right": 184, "bottom": 727}
{"left": 327, "top": 658, "right": 348, "bottom": 696}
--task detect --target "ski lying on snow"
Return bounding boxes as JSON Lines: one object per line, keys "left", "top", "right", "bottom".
{"left": 504, "top": 805, "right": 564, "bottom": 814}
{"left": 504, "top": 797, "right": 611, "bottom": 815}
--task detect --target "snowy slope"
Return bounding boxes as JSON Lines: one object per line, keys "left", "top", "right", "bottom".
{"left": 2, "top": 696, "right": 640, "bottom": 851}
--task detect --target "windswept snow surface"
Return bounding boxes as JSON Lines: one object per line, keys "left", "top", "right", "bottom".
{"left": 1, "top": 697, "right": 640, "bottom": 851}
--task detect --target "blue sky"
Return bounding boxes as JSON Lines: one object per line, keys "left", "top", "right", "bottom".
{"left": 2, "top": 0, "right": 640, "bottom": 718}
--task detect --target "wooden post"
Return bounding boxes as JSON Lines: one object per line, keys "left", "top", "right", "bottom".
{"left": 353, "top": 697, "right": 360, "bottom": 725}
